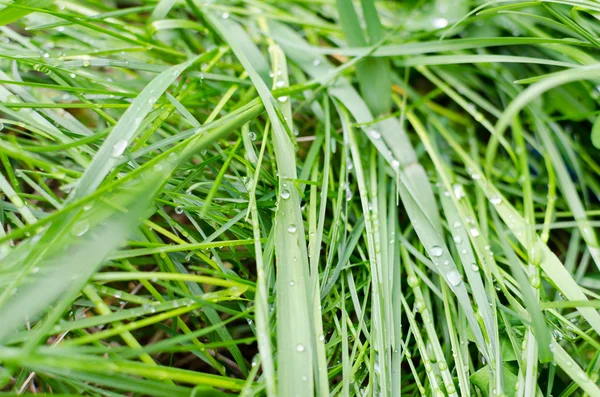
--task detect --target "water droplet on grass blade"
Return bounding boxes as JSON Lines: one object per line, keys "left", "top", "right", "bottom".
{"left": 111, "top": 139, "right": 127, "bottom": 157}
{"left": 430, "top": 246, "right": 443, "bottom": 257}
{"left": 296, "top": 344, "right": 305, "bottom": 352}
{"left": 280, "top": 189, "right": 290, "bottom": 199}
{"left": 72, "top": 219, "right": 90, "bottom": 236}
{"left": 369, "top": 129, "right": 381, "bottom": 139}
{"left": 287, "top": 224, "right": 297, "bottom": 233}
{"left": 432, "top": 17, "right": 448, "bottom": 28}
{"left": 490, "top": 196, "right": 502, "bottom": 205}
{"left": 447, "top": 270, "right": 462, "bottom": 287}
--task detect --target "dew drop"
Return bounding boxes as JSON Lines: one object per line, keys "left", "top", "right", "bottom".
{"left": 432, "top": 17, "right": 449, "bottom": 28}
{"left": 453, "top": 235, "right": 462, "bottom": 244}
{"left": 289, "top": 280, "right": 295, "bottom": 286}
{"left": 287, "top": 224, "right": 297, "bottom": 233}
{"left": 529, "top": 275, "right": 540, "bottom": 288}
{"left": 471, "top": 263, "right": 479, "bottom": 272}
{"left": 275, "top": 80, "right": 285, "bottom": 88}
{"left": 280, "top": 189, "right": 291, "bottom": 199}
{"left": 296, "top": 344, "right": 305, "bottom": 352}
{"left": 490, "top": 196, "right": 502, "bottom": 205}
{"left": 312, "top": 59, "right": 321, "bottom": 67}
{"left": 407, "top": 275, "right": 419, "bottom": 287}
{"left": 447, "top": 270, "right": 462, "bottom": 287}
{"left": 430, "top": 245, "right": 443, "bottom": 257}
{"left": 469, "top": 227, "right": 480, "bottom": 237}
{"left": 248, "top": 131, "right": 257, "bottom": 141}
{"left": 278, "top": 96, "right": 288, "bottom": 103}
{"left": 175, "top": 206, "right": 184, "bottom": 215}
{"left": 453, "top": 221, "right": 462, "bottom": 228}
{"left": 153, "top": 163, "right": 164, "bottom": 172}
{"left": 222, "top": 11, "right": 229, "bottom": 19}
{"left": 369, "top": 129, "right": 381, "bottom": 139}
{"left": 453, "top": 183, "right": 465, "bottom": 199}
{"left": 11, "top": 195, "right": 25, "bottom": 208}
{"left": 111, "top": 139, "right": 127, "bottom": 158}
{"left": 72, "top": 219, "right": 90, "bottom": 237}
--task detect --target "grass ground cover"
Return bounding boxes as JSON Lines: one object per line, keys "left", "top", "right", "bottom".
{"left": 0, "top": 0, "right": 600, "bottom": 396}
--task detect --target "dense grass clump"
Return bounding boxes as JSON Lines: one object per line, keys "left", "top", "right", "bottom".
{"left": 1, "top": 0, "right": 600, "bottom": 396}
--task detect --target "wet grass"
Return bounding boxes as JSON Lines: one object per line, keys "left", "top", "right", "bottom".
{"left": 0, "top": 0, "right": 600, "bottom": 396}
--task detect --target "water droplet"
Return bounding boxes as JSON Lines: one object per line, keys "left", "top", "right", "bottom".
{"left": 430, "top": 245, "right": 443, "bottom": 257}
{"left": 447, "top": 270, "right": 462, "bottom": 287}
{"left": 72, "top": 219, "right": 90, "bottom": 237}
{"left": 222, "top": 11, "right": 229, "bottom": 19}
{"left": 175, "top": 206, "right": 184, "bottom": 214}
{"left": 31, "top": 267, "right": 40, "bottom": 274}
{"left": 471, "top": 172, "right": 481, "bottom": 180}
{"left": 296, "top": 344, "right": 305, "bottom": 352}
{"left": 11, "top": 195, "right": 24, "bottom": 208}
{"left": 453, "top": 183, "right": 464, "bottom": 199}
{"left": 453, "top": 235, "right": 462, "bottom": 244}
{"left": 82, "top": 59, "right": 90, "bottom": 67}
{"left": 289, "top": 280, "right": 295, "bottom": 286}
{"left": 319, "top": 334, "right": 325, "bottom": 341}
{"left": 407, "top": 276, "right": 419, "bottom": 287}
{"left": 153, "top": 163, "right": 164, "bottom": 172}
{"left": 275, "top": 80, "right": 285, "bottom": 88}
{"left": 111, "top": 139, "right": 127, "bottom": 157}
{"left": 248, "top": 131, "right": 257, "bottom": 141}
{"left": 280, "top": 189, "right": 291, "bottom": 199}
{"left": 287, "top": 224, "right": 297, "bottom": 233}
{"left": 312, "top": 59, "right": 321, "bottom": 67}
{"left": 453, "top": 221, "right": 462, "bottom": 228}
{"left": 529, "top": 274, "right": 540, "bottom": 288}
{"left": 469, "top": 227, "right": 480, "bottom": 237}
{"left": 471, "top": 263, "right": 479, "bottom": 272}
{"left": 490, "top": 196, "right": 502, "bottom": 205}
{"left": 369, "top": 129, "right": 381, "bottom": 139}
{"left": 43, "top": 53, "right": 49, "bottom": 58}
{"left": 432, "top": 17, "right": 449, "bottom": 28}
{"left": 391, "top": 159, "right": 400, "bottom": 170}
{"left": 278, "top": 96, "right": 288, "bottom": 103}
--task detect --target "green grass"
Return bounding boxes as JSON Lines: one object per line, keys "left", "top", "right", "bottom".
{"left": 1, "top": 0, "right": 600, "bottom": 396}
